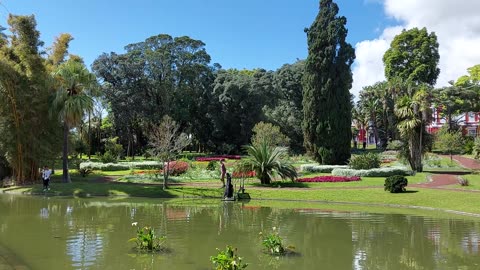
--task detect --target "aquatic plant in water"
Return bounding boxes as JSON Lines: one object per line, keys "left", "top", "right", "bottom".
{"left": 129, "top": 223, "right": 166, "bottom": 252}
{"left": 210, "top": 246, "right": 248, "bottom": 270}
{"left": 259, "top": 227, "right": 295, "bottom": 256}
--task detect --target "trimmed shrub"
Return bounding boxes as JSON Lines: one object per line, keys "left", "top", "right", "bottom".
{"left": 300, "top": 164, "right": 348, "bottom": 173}
{"left": 349, "top": 152, "right": 381, "bottom": 170}
{"left": 80, "top": 161, "right": 163, "bottom": 171}
{"left": 164, "top": 161, "right": 189, "bottom": 176}
{"left": 384, "top": 175, "right": 408, "bottom": 193}
{"left": 332, "top": 167, "right": 412, "bottom": 177}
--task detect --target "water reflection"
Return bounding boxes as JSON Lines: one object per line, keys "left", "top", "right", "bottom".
{"left": 0, "top": 195, "right": 479, "bottom": 270}
{"left": 66, "top": 229, "right": 103, "bottom": 269}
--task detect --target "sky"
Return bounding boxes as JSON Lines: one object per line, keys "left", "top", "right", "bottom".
{"left": 1, "top": 0, "right": 480, "bottom": 98}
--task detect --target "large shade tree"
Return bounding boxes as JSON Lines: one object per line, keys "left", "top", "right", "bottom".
{"left": 52, "top": 59, "right": 96, "bottom": 183}
{"left": 302, "top": 0, "right": 355, "bottom": 164}
{"left": 383, "top": 27, "right": 439, "bottom": 172}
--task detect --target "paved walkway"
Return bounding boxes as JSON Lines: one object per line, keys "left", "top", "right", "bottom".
{"left": 451, "top": 155, "right": 480, "bottom": 170}
{"left": 414, "top": 155, "right": 480, "bottom": 189}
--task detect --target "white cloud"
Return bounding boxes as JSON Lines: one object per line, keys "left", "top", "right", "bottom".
{"left": 351, "top": 0, "right": 480, "bottom": 98}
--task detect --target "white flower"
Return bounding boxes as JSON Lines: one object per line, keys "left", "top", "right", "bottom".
{"left": 131, "top": 222, "right": 138, "bottom": 226}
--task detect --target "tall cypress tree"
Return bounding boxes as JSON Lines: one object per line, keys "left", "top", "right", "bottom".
{"left": 302, "top": 0, "right": 355, "bottom": 164}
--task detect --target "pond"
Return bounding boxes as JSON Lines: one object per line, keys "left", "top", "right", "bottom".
{"left": 0, "top": 194, "right": 480, "bottom": 269}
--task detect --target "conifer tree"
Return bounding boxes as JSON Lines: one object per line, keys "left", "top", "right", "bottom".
{"left": 302, "top": 0, "right": 355, "bottom": 164}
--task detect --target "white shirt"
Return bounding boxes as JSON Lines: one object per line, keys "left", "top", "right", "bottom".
{"left": 42, "top": 169, "right": 52, "bottom": 180}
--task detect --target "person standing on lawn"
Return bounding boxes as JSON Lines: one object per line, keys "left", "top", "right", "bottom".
{"left": 41, "top": 165, "right": 52, "bottom": 191}
{"left": 220, "top": 159, "right": 227, "bottom": 188}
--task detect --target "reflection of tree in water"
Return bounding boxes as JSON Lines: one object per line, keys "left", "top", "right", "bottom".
{"left": 350, "top": 213, "right": 480, "bottom": 269}
{"left": 2, "top": 196, "right": 480, "bottom": 270}
{"left": 66, "top": 228, "right": 104, "bottom": 269}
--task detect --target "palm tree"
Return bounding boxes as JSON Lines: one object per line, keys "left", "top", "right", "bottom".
{"left": 394, "top": 84, "right": 431, "bottom": 172}
{"left": 52, "top": 60, "right": 95, "bottom": 183}
{"left": 243, "top": 141, "right": 297, "bottom": 185}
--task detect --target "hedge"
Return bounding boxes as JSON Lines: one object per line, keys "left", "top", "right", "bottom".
{"left": 331, "top": 167, "right": 412, "bottom": 177}
{"left": 80, "top": 161, "right": 164, "bottom": 171}
{"left": 300, "top": 164, "right": 348, "bottom": 173}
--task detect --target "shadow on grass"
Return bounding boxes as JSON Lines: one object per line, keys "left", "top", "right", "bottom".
{"left": 251, "top": 182, "right": 310, "bottom": 188}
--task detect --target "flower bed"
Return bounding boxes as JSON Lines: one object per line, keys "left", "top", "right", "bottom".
{"left": 232, "top": 171, "right": 256, "bottom": 178}
{"left": 297, "top": 176, "right": 361, "bottom": 183}
{"left": 195, "top": 155, "right": 241, "bottom": 162}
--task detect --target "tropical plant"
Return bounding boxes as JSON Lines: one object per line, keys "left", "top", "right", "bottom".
{"left": 394, "top": 85, "right": 431, "bottom": 172}
{"left": 128, "top": 224, "right": 166, "bottom": 252}
{"left": 384, "top": 175, "right": 408, "bottom": 193}
{"left": 52, "top": 59, "right": 96, "bottom": 183}
{"left": 210, "top": 246, "right": 248, "bottom": 270}
{"left": 242, "top": 142, "right": 297, "bottom": 184}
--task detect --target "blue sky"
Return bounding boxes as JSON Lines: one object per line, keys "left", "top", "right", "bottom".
{"left": 0, "top": 0, "right": 392, "bottom": 71}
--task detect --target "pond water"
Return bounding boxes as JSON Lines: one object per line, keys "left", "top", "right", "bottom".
{"left": 0, "top": 195, "right": 480, "bottom": 270}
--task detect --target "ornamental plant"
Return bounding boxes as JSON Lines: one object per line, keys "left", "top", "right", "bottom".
{"left": 128, "top": 223, "right": 166, "bottom": 252}
{"left": 297, "top": 176, "right": 360, "bottom": 183}
{"left": 384, "top": 175, "right": 408, "bottom": 193}
{"left": 349, "top": 152, "right": 381, "bottom": 170}
{"left": 210, "top": 246, "right": 248, "bottom": 270}
{"left": 259, "top": 227, "right": 293, "bottom": 256}
{"left": 164, "top": 161, "right": 189, "bottom": 176}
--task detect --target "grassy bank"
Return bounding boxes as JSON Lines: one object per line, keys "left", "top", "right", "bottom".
{"left": 2, "top": 172, "right": 480, "bottom": 215}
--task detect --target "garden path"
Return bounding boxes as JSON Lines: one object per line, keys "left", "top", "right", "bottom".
{"left": 413, "top": 155, "right": 480, "bottom": 189}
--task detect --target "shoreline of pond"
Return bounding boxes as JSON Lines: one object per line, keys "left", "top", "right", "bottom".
{"left": 2, "top": 182, "right": 480, "bottom": 220}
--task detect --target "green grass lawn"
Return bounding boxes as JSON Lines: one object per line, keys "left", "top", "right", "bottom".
{"left": 6, "top": 172, "right": 480, "bottom": 215}
{"left": 449, "top": 174, "right": 480, "bottom": 190}
{"left": 3, "top": 179, "right": 479, "bottom": 215}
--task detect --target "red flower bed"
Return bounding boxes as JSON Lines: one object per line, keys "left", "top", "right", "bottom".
{"left": 297, "top": 176, "right": 361, "bottom": 183}
{"left": 163, "top": 161, "right": 189, "bottom": 176}
{"left": 195, "top": 155, "right": 242, "bottom": 162}
{"left": 232, "top": 171, "right": 256, "bottom": 178}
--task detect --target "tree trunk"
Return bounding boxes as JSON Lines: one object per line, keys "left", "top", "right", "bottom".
{"left": 88, "top": 111, "right": 91, "bottom": 160}
{"left": 409, "top": 130, "right": 423, "bottom": 172}
{"left": 163, "top": 160, "right": 169, "bottom": 190}
{"left": 63, "top": 122, "right": 71, "bottom": 183}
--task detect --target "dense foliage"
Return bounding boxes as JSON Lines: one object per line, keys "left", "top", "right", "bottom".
{"left": 0, "top": 15, "right": 62, "bottom": 184}
{"left": 210, "top": 246, "right": 248, "bottom": 270}
{"left": 302, "top": 0, "right": 355, "bottom": 164}
{"left": 384, "top": 175, "right": 408, "bottom": 193}
{"left": 348, "top": 153, "right": 381, "bottom": 170}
